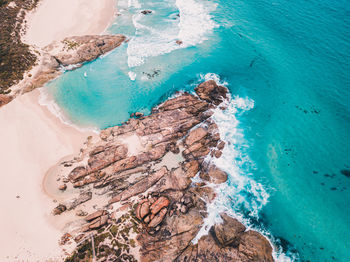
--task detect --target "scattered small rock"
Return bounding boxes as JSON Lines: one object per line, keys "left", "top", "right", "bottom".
{"left": 141, "top": 10, "right": 152, "bottom": 15}
{"left": 76, "top": 210, "right": 88, "bottom": 217}
{"left": 53, "top": 204, "right": 67, "bottom": 215}
{"left": 60, "top": 233, "right": 72, "bottom": 245}
{"left": 58, "top": 184, "right": 67, "bottom": 191}
{"left": 135, "top": 112, "right": 144, "bottom": 118}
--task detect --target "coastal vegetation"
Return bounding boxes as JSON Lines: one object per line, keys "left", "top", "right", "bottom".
{"left": 0, "top": 0, "right": 39, "bottom": 93}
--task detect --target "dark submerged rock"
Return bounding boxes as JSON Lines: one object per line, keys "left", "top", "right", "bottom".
{"left": 340, "top": 169, "right": 350, "bottom": 178}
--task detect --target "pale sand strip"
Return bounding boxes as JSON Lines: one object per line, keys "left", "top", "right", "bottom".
{"left": 0, "top": 0, "right": 117, "bottom": 259}
{"left": 24, "top": 0, "right": 116, "bottom": 48}
{"left": 0, "top": 90, "right": 95, "bottom": 260}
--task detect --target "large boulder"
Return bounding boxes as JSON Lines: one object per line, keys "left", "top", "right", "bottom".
{"left": 239, "top": 231, "right": 274, "bottom": 262}
{"left": 200, "top": 166, "right": 228, "bottom": 184}
{"left": 213, "top": 213, "right": 246, "bottom": 247}
{"left": 185, "top": 127, "right": 208, "bottom": 146}
{"left": 195, "top": 80, "right": 228, "bottom": 105}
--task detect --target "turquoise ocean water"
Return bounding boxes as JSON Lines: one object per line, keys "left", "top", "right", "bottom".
{"left": 43, "top": 0, "right": 350, "bottom": 261}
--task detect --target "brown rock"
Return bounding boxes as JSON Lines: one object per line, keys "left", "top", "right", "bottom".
{"left": 53, "top": 204, "right": 67, "bottom": 215}
{"left": 0, "top": 94, "right": 13, "bottom": 107}
{"left": 46, "top": 35, "right": 126, "bottom": 66}
{"left": 76, "top": 210, "right": 88, "bottom": 217}
{"left": 85, "top": 210, "right": 107, "bottom": 222}
{"left": 182, "top": 160, "right": 200, "bottom": 177}
{"left": 139, "top": 201, "right": 151, "bottom": 219}
{"left": 214, "top": 150, "right": 222, "bottom": 158}
{"left": 88, "top": 215, "right": 108, "bottom": 230}
{"left": 148, "top": 207, "right": 167, "bottom": 228}
{"left": 74, "top": 234, "right": 85, "bottom": 243}
{"left": 135, "top": 112, "right": 144, "bottom": 117}
{"left": 135, "top": 200, "right": 151, "bottom": 221}
{"left": 88, "top": 144, "right": 128, "bottom": 171}
{"left": 58, "top": 184, "right": 67, "bottom": 191}
{"left": 66, "top": 191, "right": 92, "bottom": 210}
{"left": 195, "top": 80, "right": 228, "bottom": 105}
{"left": 213, "top": 213, "right": 246, "bottom": 247}
{"left": 150, "top": 196, "right": 170, "bottom": 215}
{"left": 68, "top": 166, "right": 87, "bottom": 183}
{"left": 185, "top": 127, "right": 207, "bottom": 146}
{"left": 100, "top": 129, "right": 111, "bottom": 140}
{"left": 239, "top": 230, "right": 274, "bottom": 262}
{"left": 60, "top": 233, "right": 72, "bottom": 245}
{"left": 217, "top": 141, "right": 225, "bottom": 150}
{"left": 143, "top": 215, "right": 151, "bottom": 223}
{"left": 201, "top": 166, "right": 228, "bottom": 184}
{"left": 109, "top": 166, "right": 168, "bottom": 204}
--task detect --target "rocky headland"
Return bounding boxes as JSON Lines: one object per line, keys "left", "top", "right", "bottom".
{"left": 46, "top": 80, "right": 274, "bottom": 261}
{"left": 0, "top": 34, "right": 125, "bottom": 107}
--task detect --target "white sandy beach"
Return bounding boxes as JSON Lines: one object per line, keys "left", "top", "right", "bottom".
{"left": 24, "top": 0, "right": 116, "bottom": 47}
{"left": 0, "top": 0, "right": 116, "bottom": 260}
{"left": 0, "top": 90, "right": 95, "bottom": 260}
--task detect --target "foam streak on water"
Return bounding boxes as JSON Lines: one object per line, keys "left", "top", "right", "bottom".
{"left": 192, "top": 74, "right": 293, "bottom": 261}
{"left": 176, "top": 0, "right": 218, "bottom": 46}
{"left": 126, "top": 0, "right": 217, "bottom": 72}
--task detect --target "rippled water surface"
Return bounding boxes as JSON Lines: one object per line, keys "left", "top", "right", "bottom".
{"left": 45, "top": 0, "right": 350, "bottom": 260}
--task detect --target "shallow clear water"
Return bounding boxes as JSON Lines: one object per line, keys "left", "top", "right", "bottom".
{"left": 45, "top": 0, "right": 350, "bottom": 261}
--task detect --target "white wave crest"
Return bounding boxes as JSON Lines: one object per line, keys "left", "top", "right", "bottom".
{"left": 176, "top": 0, "right": 218, "bottom": 46}
{"left": 193, "top": 92, "right": 268, "bottom": 240}
{"left": 127, "top": 0, "right": 217, "bottom": 68}
{"left": 128, "top": 0, "right": 141, "bottom": 8}
{"left": 128, "top": 71, "right": 137, "bottom": 81}
{"left": 191, "top": 73, "right": 294, "bottom": 261}
{"left": 200, "top": 72, "right": 228, "bottom": 86}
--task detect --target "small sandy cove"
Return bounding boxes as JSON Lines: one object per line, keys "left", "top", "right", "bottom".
{"left": 0, "top": 0, "right": 116, "bottom": 260}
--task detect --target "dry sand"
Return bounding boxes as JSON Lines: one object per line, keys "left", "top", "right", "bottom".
{"left": 0, "top": 90, "right": 96, "bottom": 260}
{"left": 24, "top": 0, "right": 116, "bottom": 48}
{"left": 0, "top": 0, "right": 117, "bottom": 260}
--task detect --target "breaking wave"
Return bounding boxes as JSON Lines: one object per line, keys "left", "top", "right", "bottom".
{"left": 192, "top": 73, "right": 295, "bottom": 262}
{"left": 126, "top": 0, "right": 217, "bottom": 77}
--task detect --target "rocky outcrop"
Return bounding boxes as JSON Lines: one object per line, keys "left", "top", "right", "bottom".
{"left": 49, "top": 80, "right": 273, "bottom": 262}
{"left": 0, "top": 94, "right": 13, "bottom": 107}
{"left": 1, "top": 34, "right": 126, "bottom": 107}
{"left": 195, "top": 79, "right": 228, "bottom": 105}
{"left": 45, "top": 35, "right": 126, "bottom": 66}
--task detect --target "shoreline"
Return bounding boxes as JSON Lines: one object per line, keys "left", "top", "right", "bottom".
{"left": 0, "top": 0, "right": 117, "bottom": 260}
{"left": 0, "top": 90, "right": 96, "bottom": 260}
{"left": 38, "top": 87, "right": 100, "bottom": 134}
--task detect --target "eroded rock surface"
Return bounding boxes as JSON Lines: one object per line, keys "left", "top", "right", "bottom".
{"left": 1, "top": 34, "right": 126, "bottom": 107}
{"left": 48, "top": 80, "right": 273, "bottom": 262}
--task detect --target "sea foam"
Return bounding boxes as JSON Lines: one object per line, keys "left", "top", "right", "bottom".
{"left": 126, "top": 0, "right": 217, "bottom": 68}
{"left": 192, "top": 73, "right": 294, "bottom": 262}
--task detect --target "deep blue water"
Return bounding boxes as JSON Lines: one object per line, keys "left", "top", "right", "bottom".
{"left": 44, "top": 0, "right": 350, "bottom": 261}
